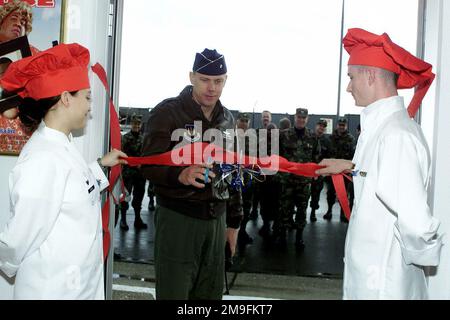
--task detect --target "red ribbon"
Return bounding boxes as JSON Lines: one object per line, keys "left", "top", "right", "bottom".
{"left": 332, "top": 173, "right": 352, "bottom": 221}
{"left": 92, "top": 65, "right": 352, "bottom": 262}
{"left": 92, "top": 63, "right": 125, "bottom": 261}
{"left": 125, "top": 142, "right": 352, "bottom": 220}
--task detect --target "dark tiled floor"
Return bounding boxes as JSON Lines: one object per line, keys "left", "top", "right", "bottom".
{"left": 113, "top": 189, "right": 348, "bottom": 277}
{"left": 113, "top": 207, "right": 155, "bottom": 264}
{"left": 233, "top": 214, "right": 347, "bottom": 277}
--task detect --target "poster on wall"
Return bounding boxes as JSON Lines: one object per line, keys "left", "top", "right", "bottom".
{"left": 321, "top": 118, "right": 334, "bottom": 135}
{"left": 0, "top": 0, "right": 66, "bottom": 156}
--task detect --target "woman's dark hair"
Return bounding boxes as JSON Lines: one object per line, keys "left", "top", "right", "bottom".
{"left": 267, "top": 123, "right": 278, "bottom": 130}
{"left": 18, "top": 91, "right": 79, "bottom": 134}
{"left": 0, "top": 57, "right": 13, "bottom": 65}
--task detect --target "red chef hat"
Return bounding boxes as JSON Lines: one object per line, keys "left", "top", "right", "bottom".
{"left": 343, "top": 28, "right": 435, "bottom": 118}
{"left": 0, "top": 43, "right": 90, "bottom": 100}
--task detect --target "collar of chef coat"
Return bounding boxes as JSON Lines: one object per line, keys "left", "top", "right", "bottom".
{"left": 360, "top": 95, "right": 405, "bottom": 137}
{"left": 37, "top": 121, "right": 92, "bottom": 173}
{"left": 38, "top": 121, "right": 73, "bottom": 146}
{"left": 353, "top": 96, "right": 405, "bottom": 165}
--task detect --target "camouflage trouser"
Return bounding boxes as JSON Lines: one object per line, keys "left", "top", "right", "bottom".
{"left": 147, "top": 181, "right": 155, "bottom": 206}
{"left": 237, "top": 175, "right": 255, "bottom": 234}
{"left": 242, "top": 180, "right": 254, "bottom": 217}
{"left": 310, "top": 176, "right": 325, "bottom": 210}
{"left": 121, "top": 168, "right": 146, "bottom": 214}
{"left": 259, "top": 175, "right": 281, "bottom": 224}
{"left": 277, "top": 174, "right": 311, "bottom": 231}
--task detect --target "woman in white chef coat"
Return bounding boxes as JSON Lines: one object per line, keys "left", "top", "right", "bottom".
{"left": 0, "top": 43, "right": 127, "bottom": 300}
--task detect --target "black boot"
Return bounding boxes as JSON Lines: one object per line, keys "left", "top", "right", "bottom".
{"left": 258, "top": 223, "right": 271, "bottom": 239}
{"left": 323, "top": 209, "right": 332, "bottom": 221}
{"left": 249, "top": 209, "right": 258, "bottom": 221}
{"left": 134, "top": 210, "right": 148, "bottom": 230}
{"left": 287, "top": 217, "right": 296, "bottom": 230}
{"left": 120, "top": 220, "right": 129, "bottom": 231}
{"left": 134, "top": 218, "right": 148, "bottom": 230}
{"left": 295, "top": 228, "right": 305, "bottom": 251}
{"left": 274, "top": 228, "right": 287, "bottom": 247}
{"left": 120, "top": 210, "right": 129, "bottom": 231}
{"left": 310, "top": 209, "right": 317, "bottom": 222}
{"left": 238, "top": 229, "right": 254, "bottom": 246}
{"left": 340, "top": 210, "right": 349, "bottom": 223}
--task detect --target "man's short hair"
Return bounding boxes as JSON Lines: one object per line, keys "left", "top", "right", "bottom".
{"left": 356, "top": 65, "right": 398, "bottom": 87}
{"left": 0, "top": 57, "right": 13, "bottom": 65}
{"left": 0, "top": 0, "right": 33, "bottom": 35}
{"left": 279, "top": 117, "right": 291, "bottom": 130}
{"left": 267, "top": 123, "right": 277, "bottom": 130}
{"left": 379, "top": 68, "right": 399, "bottom": 86}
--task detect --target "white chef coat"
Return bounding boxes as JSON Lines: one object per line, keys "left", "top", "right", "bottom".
{"left": 0, "top": 121, "right": 109, "bottom": 300}
{"left": 344, "top": 96, "right": 443, "bottom": 300}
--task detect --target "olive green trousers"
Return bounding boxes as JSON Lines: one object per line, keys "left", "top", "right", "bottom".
{"left": 154, "top": 205, "right": 226, "bottom": 300}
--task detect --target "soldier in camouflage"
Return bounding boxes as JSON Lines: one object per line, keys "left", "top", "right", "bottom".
{"left": 136, "top": 114, "right": 156, "bottom": 212}
{"left": 249, "top": 111, "right": 273, "bottom": 221}
{"left": 235, "top": 112, "right": 257, "bottom": 246}
{"left": 323, "top": 118, "right": 355, "bottom": 223}
{"left": 120, "top": 114, "right": 148, "bottom": 230}
{"left": 277, "top": 108, "right": 320, "bottom": 250}
{"left": 279, "top": 117, "right": 292, "bottom": 131}
{"left": 258, "top": 122, "right": 281, "bottom": 240}
{"left": 309, "top": 120, "right": 332, "bottom": 222}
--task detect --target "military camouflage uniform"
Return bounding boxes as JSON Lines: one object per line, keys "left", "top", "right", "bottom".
{"left": 147, "top": 181, "right": 155, "bottom": 211}
{"left": 235, "top": 113, "right": 258, "bottom": 245}
{"left": 236, "top": 113, "right": 254, "bottom": 218}
{"left": 120, "top": 129, "right": 146, "bottom": 220}
{"left": 248, "top": 128, "right": 263, "bottom": 221}
{"left": 310, "top": 129, "right": 332, "bottom": 213}
{"left": 277, "top": 125, "right": 320, "bottom": 238}
{"left": 247, "top": 123, "right": 264, "bottom": 222}
{"left": 258, "top": 125, "right": 281, "bottom": 239}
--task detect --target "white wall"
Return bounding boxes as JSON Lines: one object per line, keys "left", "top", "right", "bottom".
{"left": 65, "top": 0, "right": 112, "bottom": 161}
{"left": 423, "top": 0, "right": 450, "bottom": 299}
{"left": 0, "top": 157, "right": 16, "bottom": 299}
{"left": 0, "top": 0, "right": 113, "bottom": 299}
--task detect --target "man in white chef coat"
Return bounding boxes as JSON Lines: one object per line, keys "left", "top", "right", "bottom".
{"left": 316, "top": 28, "right": 443, "bottom": 300}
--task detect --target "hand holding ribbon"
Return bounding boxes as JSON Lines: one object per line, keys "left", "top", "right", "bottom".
{"left": 123, "top": 142, "right": 352, "bottom": 220}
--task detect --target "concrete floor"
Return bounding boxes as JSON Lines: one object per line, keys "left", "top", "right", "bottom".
{"left": 114, "top": 188, "right": 348, "bottom": 276}
{"left": 112, "top": 262, "right": 343, "bottom": 300}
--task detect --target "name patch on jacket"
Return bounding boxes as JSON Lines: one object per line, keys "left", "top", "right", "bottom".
{"left": 352, "top": 170, "right": 367, "bottom": 177}
{"left": 184, "top": 124, "right": 201, "bottom": 143}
